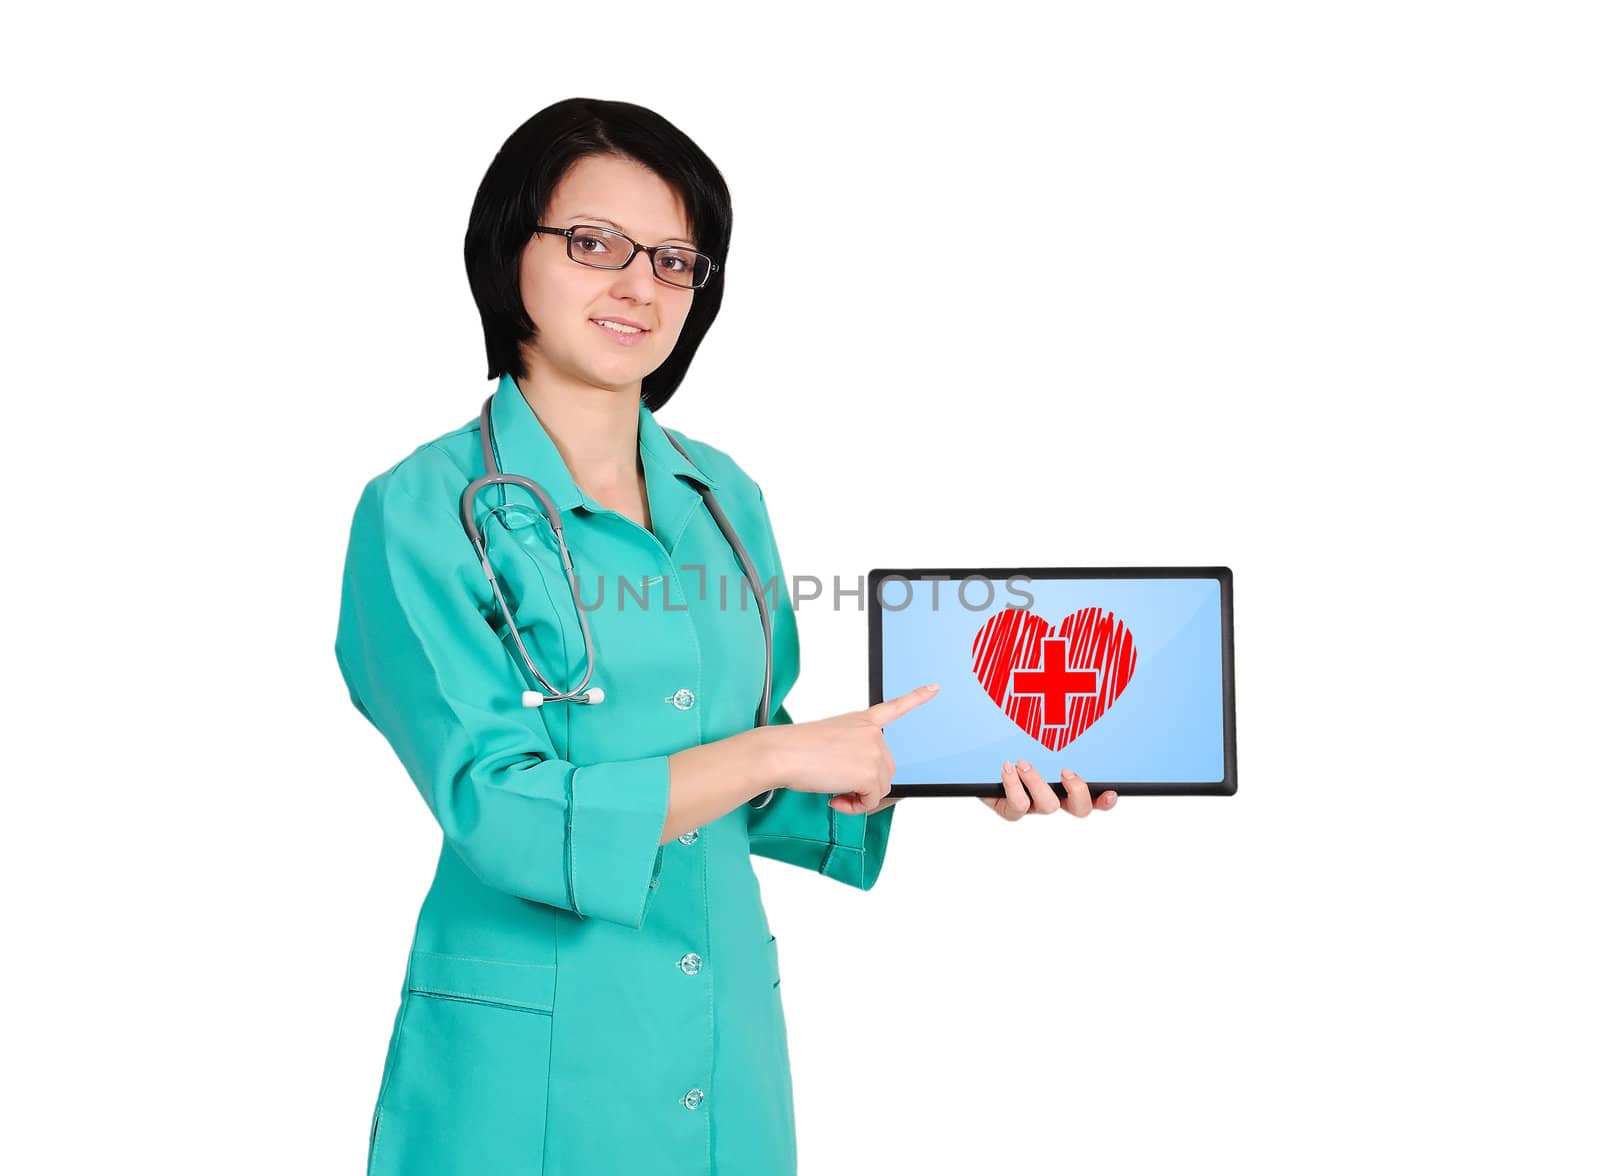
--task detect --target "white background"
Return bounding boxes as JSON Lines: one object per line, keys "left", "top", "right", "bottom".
{"left": 4, "top": 2, "right": 1596, "bottom": 1172}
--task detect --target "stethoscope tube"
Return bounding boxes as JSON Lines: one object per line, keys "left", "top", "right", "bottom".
{"left": 461, "top": 396, "right": 775, "bottom": 809}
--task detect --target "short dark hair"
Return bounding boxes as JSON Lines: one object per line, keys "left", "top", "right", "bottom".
{"left": 464, "top": 97, "right": 733, "bottom": 412}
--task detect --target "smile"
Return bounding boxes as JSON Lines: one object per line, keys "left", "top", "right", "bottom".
{"left": 591, "top": 319, "right": 649, "bottom": 346}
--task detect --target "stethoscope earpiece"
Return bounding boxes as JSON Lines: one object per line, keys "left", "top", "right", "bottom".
{"left": 522, "top": 686, "right": 605, "bottom": 708}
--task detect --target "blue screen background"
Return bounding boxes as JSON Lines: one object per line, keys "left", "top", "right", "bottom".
{"left": 877, "top": 576, "right": 1225, "bottom": 785}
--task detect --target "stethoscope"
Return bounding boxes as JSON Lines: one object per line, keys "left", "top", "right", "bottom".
{"left": 459, "top": 396, "right": 776, "bottom": 809}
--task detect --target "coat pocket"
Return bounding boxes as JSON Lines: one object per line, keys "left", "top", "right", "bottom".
{"left": 766, "top": 932, "right": 782, "bottom": 990}
{"left": 368, "top": 951, "right": 557, "bottom": 1176}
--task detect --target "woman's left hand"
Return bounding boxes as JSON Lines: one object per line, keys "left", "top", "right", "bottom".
{"left": 979, "top": 759, "right": 1117, "bottom": 821}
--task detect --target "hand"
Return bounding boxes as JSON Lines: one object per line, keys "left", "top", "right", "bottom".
{"left": 841, "top": 792, "right": 901, "bottom": 817}
{"left": 979, "top": 759, "right": 1118, "bottom": 822}
{"left": 761, "top": 683, "right": 941, "bottom": 816}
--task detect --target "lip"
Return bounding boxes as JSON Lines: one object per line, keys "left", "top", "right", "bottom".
{"left": 590, "top": 318, "right": 650, "bottom": 347}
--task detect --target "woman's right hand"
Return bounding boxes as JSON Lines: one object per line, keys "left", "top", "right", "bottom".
{"left": 759, "top": 683, "right": 940, "bottom": 814}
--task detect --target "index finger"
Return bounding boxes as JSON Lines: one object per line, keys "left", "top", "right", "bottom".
{"left": 865, "top": 683, "right": 940, "bottom": 726}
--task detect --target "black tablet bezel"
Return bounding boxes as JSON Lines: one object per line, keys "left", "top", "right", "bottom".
{"left": 867, "top": 566, "right": 1237, "bottom": 798}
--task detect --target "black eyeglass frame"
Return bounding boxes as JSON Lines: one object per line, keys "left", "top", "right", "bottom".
{"left": 530, "top": 224, "right": 720, "bottom": 289}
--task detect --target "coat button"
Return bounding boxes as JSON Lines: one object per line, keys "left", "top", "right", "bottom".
{"left": 678, "top": 829, "right": 700, "bottom": 845}
{"left": 680, "top": 1088, "right": 705, "bottom": 1110}
{"left": 670, "top": 688, "right": 696, "bottom": 711}
{"left": 648, "top": 878, "right": 660, "bottom": 891}
{"left": 678, "top": 952, "right": 702, "bottom": 975}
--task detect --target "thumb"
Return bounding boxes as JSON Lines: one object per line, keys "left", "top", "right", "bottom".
{"left": 864, "top": 683, "right": 940, "bottom": 727}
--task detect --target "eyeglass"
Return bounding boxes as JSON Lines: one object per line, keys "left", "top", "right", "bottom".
{"left": 530, "top": 224, "right": 720, "bottom": 290}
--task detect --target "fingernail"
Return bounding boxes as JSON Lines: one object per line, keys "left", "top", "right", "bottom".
{"left": 1002, "top": 759, "right": 1013, "bottom": 773}
{"left": 1018, "top": 759, "right": 1031, "bottom": 772}
{"left": 924, "top": 682, "right": 940, "bottom": 692}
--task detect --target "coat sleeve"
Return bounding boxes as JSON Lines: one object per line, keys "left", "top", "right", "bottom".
{"left": 333, "top": 474, "right": 671, "bottom": 929}
{"left": 744, "top": 484, "right": 896, "bottom": 891}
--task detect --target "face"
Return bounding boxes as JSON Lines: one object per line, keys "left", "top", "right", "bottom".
{"left": 518, "top": 153, "right": 699, "bottom": 396}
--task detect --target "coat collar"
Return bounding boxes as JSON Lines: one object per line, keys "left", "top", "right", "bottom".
{"left": 486, "top": 373, "right": 717, "bottom": 522}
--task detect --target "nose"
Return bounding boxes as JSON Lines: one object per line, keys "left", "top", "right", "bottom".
{"left": 611, "top": 248, "right": 658, "bottom": 301}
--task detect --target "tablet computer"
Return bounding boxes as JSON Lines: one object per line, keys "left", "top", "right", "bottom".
{"left": 867, "top": 567, "right": 1236, "bottom": 798}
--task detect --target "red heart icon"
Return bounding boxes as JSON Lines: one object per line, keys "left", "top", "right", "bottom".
{"left": 971, "top": 607, "right": 1138, "bottom": 750}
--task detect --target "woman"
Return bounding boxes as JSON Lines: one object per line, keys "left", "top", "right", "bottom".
{"left": 334, "top": 97, "right": 1116, "bottom": 1176}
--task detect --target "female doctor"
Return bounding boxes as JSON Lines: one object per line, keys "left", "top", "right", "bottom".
{"left": 333, "top": 97, "right": 1117, "bottom": 1176}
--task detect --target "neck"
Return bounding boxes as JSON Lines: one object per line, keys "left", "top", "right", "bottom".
{"left": 514, "top": 358, "right": 643, "bottom": 495}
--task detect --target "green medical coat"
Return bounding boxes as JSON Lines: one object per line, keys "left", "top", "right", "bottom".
{"left": 334, "top": 373, "right": 895, "bottom": 1175}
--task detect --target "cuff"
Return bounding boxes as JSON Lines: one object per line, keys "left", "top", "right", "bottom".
{"left": 820, "top": 804, "right": 896, "bottom": 891}
{"left": 569, "top": 755, "right": 672, "bottom": 928}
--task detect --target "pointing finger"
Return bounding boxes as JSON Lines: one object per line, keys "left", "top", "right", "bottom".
{"left": 865, "top": 683, "right": 940, "bottom": 727}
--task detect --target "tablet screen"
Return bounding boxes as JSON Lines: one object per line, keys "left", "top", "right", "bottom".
{"left": 870, "top": 569, "right": 1234, "bottom": 794}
